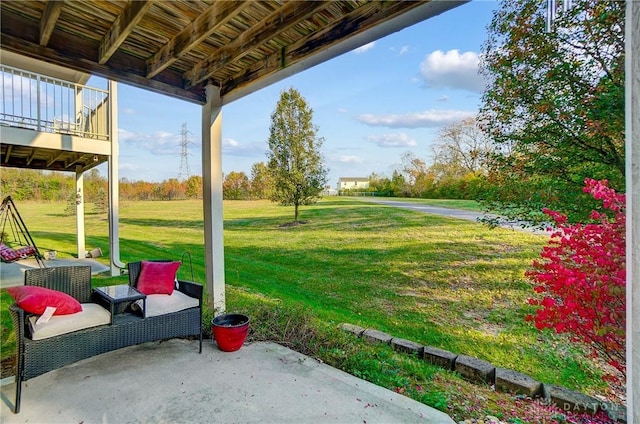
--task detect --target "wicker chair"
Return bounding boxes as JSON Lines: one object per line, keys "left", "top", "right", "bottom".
{"left": 9, "top": 263, "right": 203, "bottom": 414}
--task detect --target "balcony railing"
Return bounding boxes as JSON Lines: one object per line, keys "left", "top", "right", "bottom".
{"left": 0, "top": 65, "right": 109, "bottom": 140}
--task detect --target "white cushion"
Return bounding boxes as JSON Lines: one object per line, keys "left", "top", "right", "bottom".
{"left": 28, "top": 303, "right": 111, "bottom": 340}
{"left": 136, "top": 290, "right": 199, "bottom": 317}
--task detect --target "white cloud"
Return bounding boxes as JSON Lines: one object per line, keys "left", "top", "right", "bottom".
{"left": 437, "top": 95, "right": 449, "bottom": 102}
{"left": 224, "top": 138, "right": 240, "bottom": 148}
{"left": 337, "top": 108, "right": 348, "bottom": 113}
{"left": 419, "top": 49, "right": 485, "bottom": 93}
{"left": 398, "top": 45, "right": 409, "bottom": 56}
{"left": 357, "top": 109, "right": 475, "bottom": 128}
{"left": 366, "top": 133, "right": 417, "bottom": 148}
{"left": 118, "top": 128, "right": 182, "bottom": 155}
{"left": 222, "top": 137, "right": 264, "bottom": 157}
{"left": 122, "top": 108, "right": 136, "bottom": 115}
{"left": 353, "top": 42, "right": 375, "bottom": 54}
{"left": 337, "top": 155, "right": 363, "bottom": 164}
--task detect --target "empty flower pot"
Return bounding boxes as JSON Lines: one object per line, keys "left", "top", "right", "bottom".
{"left": 211, "top": 313, "right": 250, "bottom": 352}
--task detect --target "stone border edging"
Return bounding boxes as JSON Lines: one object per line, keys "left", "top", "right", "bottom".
{"left": 339, "top": 323, "right": 626, "bottom": 423}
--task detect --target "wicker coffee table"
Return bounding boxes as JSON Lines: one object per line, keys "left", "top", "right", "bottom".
{"left": 93, "top": 285, "right": 146, "bottom": 324}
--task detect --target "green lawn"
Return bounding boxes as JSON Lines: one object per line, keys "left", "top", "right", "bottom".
{"left": 0, "top": 197, "right": 609, "bottom": 420}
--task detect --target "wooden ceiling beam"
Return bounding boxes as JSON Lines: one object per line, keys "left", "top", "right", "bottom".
{"left": 26, "top": 149, "right": 37, "bottom": 166}
{"left": 65, "top": 153, "right": 85, "bottom": 169}
{"left": 47, "top": 152, "right": 64, "bottom": 168}
{"left": 3, "top": 145, "right": 13, "bottom": 163}
{"left": 1, "top": 15, "right": 205, "bottom": 104}
{"left": 146, "top": 1, "right": 249, "bottom": 79}
{"left": 221, "top": 1, "right": 422, "bottom": 96}
{"left": 99, "top": 1, "right": 153, "bottom": 65}
{"left": 40, "top": 1, "right": 63, "bottom": 46}
{"left": 184, "top": 1, "right": 329, "bottom": 89}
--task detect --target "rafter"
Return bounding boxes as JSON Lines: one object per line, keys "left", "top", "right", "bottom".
{"left": 184, "top": 1, "right": 329, "bottom": 89}
{"left": 99, "top": 1, "right": 153, "bottom": 65}
{"left": 221, "top": 1, "right": 424, "bottom": 96}
{"left": 146, "top": 1, "right": 249, "bottom": 79}
{"left": 26, "top": 149, "right": 37, "bottom": 166}
{"left": 65, "top": 153, "right": 85, "bottom": 169}
{"left": 46, "top": 152, "right": 64, "bottom": 168}
{"left": 0, "top": 31, "right": 204, "bottom": 104}
{"left": 3, "top": 145, "right": 13, "bottom": 163}
{"left": 40, "top": 1, "right": 63, "bottom": 46}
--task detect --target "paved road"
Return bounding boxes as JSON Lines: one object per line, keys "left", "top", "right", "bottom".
{"left": 362, "top": 198, "right": 551, "bottom": 236}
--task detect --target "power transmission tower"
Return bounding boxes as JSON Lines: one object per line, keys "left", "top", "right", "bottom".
{"left": 178, "top": 122, "right": 192, "bottom": 180}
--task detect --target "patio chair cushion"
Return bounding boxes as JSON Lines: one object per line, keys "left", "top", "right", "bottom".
{"left": 136, "top": 260, "right": 180, "bottom": 295}
{"left": 135, "top": 290, "right": 199, "bottom": 318}
{"left": 27, "top": 303, "right": 111, "bottom": 340}
{"left": 6, "top": 286, "right": 82, "bottom": 315}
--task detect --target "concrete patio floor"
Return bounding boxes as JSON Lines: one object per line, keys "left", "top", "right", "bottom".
{"left": 0, "top": 338, "right": 455, "bottom": 423}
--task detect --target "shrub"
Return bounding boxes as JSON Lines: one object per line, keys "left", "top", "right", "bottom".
{"left": 526, "top": 179, "right": 625, "bottom": 382}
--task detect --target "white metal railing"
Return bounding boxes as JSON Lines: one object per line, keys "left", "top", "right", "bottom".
{"left": 0, "top": 65, "right": 109, "bottom": 140}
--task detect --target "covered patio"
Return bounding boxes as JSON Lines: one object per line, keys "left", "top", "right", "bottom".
{"left": 0, "top": 1, "right": 638, "bottom": 421}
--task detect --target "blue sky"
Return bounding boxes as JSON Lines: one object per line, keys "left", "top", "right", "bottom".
{"left": 102, "top": 1, "right": 496, "bottom": 188}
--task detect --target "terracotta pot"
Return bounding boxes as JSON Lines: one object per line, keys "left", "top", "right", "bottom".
{"left": 211, "top": 313, "right": 250, "bottom": 352}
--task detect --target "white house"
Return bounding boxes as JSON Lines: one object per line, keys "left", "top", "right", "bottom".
{"left": 338, "top": 177, "right": 370, "bottom": 191}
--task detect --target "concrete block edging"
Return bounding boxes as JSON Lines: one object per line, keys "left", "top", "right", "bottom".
{"left": 338, "top": 323, "right": 626, "bottom": 423}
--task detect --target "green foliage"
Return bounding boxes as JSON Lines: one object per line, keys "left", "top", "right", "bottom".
{"left": 93, "top": 187, "right": 108, "bottom": 214}
{"left": 266, "top": 87, "right": 328, "bottom": 221}
{"left": 185, "top": 175, "right": 203, "bottom": 199}
{"left": 249, "top": 162, "right": 274, "bottom": 200}
{"left": 223, "top": 171, "right": 251, "bottom": 200}
{"left": 479, "top": 0, "right": 625, "bottom": 224}
{"left": 64, "top": 191, "right": 79, "bottom": 216}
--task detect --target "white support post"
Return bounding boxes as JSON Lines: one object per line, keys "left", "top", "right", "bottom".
{"left": 75, "top": 168, "right": 85, "bottom": 259}
{"left": 202, "top": 84, "right": 226, "bottom": 314}
{"left": 626, "top": 0, "right": 639, "bottom": 421}
{"left": 107, "top": 79, "right": 124, "bottom": 276}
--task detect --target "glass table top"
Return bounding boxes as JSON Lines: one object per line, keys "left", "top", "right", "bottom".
{"left": 94, "top": 284, "right": 144, "bottom": 300}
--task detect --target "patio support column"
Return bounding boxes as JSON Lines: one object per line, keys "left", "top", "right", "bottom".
{"left": 626, "top": 0, "right": 639, "bottom": 421}
{"left": 202, "top": 84, "right": 225, "bottom": 314}
{"left": 75, "top": 168, "right": 85, "bottom": 259}
{"left": 108, "top": 79, "right": 124, "bottom": 276}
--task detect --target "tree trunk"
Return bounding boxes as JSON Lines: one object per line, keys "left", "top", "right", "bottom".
{"left": 294, "top": 202, "right": 299, "bottom": 222}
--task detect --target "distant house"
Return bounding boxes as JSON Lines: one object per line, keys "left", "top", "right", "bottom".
{"left": 338, "top": 177, "right": 370, "bottom": 191}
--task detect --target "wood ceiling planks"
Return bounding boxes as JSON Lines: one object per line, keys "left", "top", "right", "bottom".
{"left": 0, "top": 1, "right": 462, "bottom": 104}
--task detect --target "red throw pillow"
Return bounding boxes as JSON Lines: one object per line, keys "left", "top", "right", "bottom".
{"left": 6, "top": 286, "right": 82, "bottom": 315}
{"left": 136, "top": 261, "right": 180, "bottom": 295}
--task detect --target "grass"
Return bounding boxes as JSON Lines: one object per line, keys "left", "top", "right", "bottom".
{"left": 0, "top": 197, "right": 613, "bottom": 422}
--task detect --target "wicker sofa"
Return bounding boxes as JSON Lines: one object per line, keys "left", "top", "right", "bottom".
{"left": 8, "top": 262, "right": 203, "bottom": 413}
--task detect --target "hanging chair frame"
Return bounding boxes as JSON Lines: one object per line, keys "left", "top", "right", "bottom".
{"left": 0, "top": 196, "right": 45, "bottom": 267}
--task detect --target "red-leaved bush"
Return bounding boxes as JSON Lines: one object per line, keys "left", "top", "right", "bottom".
{"left": 526, "top": 178, "right": 626, "bottom": 381}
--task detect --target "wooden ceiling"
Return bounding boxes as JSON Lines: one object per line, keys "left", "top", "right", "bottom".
{"left": 0, "top": 1, "right": 464, "bottom": 105}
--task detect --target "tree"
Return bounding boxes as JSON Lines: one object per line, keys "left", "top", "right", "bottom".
{"left": 250, "top": 162, "right": 273, "bottom": 199}
{"left": 400, "top": 151, "right": 434, "bottom": 197}
{"left": 389, "top": 170, "right": 408, "bottom": 197}
{"left": 93, "top": 187, "right": 108, "bottom": 215}
{"left": 223, "top": 171, "right": 250, "bottom": 200}
{"left": 479, "top": 0, "right": 625, "bottom": 225}
{"left": 159, "top": 178, "right": 184, "bottom": 200}
{"left": 266, "top": 88, "right": 328, "bottom": 222}
{"left": 432, "top": 117, "right": 493, "bottom": 176}
{"left": 185, "top": 175, "right": 202, "bottom": 199}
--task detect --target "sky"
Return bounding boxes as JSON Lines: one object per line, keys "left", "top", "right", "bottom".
{"left": 96, "top": 1, "right": 497, "bottom": 188}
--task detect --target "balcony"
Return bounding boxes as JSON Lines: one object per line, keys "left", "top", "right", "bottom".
{"left": 0, "top": 64, "right": 111, "bottom": 173}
